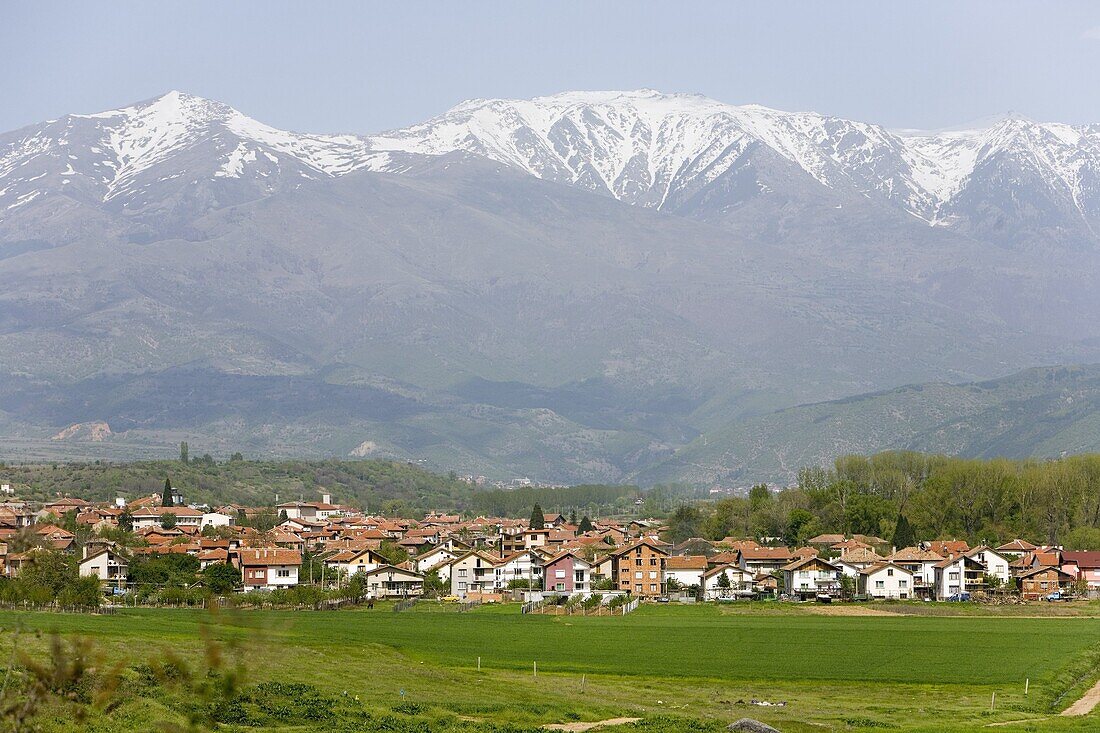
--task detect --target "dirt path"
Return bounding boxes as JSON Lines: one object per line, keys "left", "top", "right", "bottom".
{"left": 1062, "top": 678, "right": 1100, "bottom": 716}
{"left": 543, "top": 718, "right": 641, "bottom": 731}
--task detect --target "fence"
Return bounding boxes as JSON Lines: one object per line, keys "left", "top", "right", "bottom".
{"left": 621, "top": 598, "right": 640, "bottom": 615}
{"left": 0, "top": 601, "right": 118, "bottom": 615}
{"left": 393, "top": 598, "right": 418, "bottom": 613}
{"left": 458, "top": 598, "right": 482, "bottom": 612}
{"left": 521, "top": 599, "right": 543, "bottom": 614}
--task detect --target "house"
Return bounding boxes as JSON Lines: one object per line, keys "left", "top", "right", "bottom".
{"left": 1061, "top": 551, "right": 1100, "bottom": 589}
{"left": 611, "top": 539, "right": 669, "bottom": 597}
{"left": 781, "top": 556, "right": 842, "bottom": 599}
{"left": 78, "top": 546, "right": 128, "bottom": 588}
{"left": 859, "top": 562, "right": 915, "bottom": 599}
{"left": 807, "top": 533, "right": 846, "bottom": 548}
{"left": 542, "top": 551, "right": 591, "bottom": 595}
{"left": 664, "top": 555, "right": 708, "bottom": 590}
{"left": 965, "top": 546, "right": 1012, "bottom": 586}
{"left": 360, "top": 565, "right": 425, "bottom": 599}
{"left": 131, "top": 506, "right": 203, "bottom": 530}
{"left": 933, "top": 554, "right": 986, "bottom": 598}
{"left": 449, "top": 551, "right": 502, "bottom": 597}
{"left": 736, "top": 546, "right": 794, "bottom": 576}
{"left": 1018, "top": 566, "right": 1075, "bottom": 600}
{"left": 494, "top": 549, "right": 543, "bottom": 590}
{"left": 412, "top": 545, "right": 457, "bottom": 575}
{"left": 886, "top": 547, "right": 944, "bottom": 598}
{"left": 926, "top": 540, "right": 970, "bottom": 557}
{"left": 325, "top": 547, "right": 389, "bottom": 579}
{"left": 235, "top": 548, "right": 301, "bottom": 591}
{"left": 838, "top": 547, "right": 885, "bottom": 570}
{"left": 200, "top": 511, "right": 235, "bottom": 529}
{"left": 995, "top": 539, "right": 1038, "bottom": 559}
{"left": 702, "top": 564, "right": 754, "bottom": 599}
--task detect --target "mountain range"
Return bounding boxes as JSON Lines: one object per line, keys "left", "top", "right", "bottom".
{"left": 3, "top": 89, "right": 1100, "bottom": 483}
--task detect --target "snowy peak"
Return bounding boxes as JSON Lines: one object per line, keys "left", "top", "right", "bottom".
{"left": 4, "top": 89, "right": 1100, "bottom": 248}
{"left": 0, "top": 91, "right": 392, "bottom": 217}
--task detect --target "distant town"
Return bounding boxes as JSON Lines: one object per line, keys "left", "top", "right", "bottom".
{"left": 0, "top": 476, "right": 1091, "bottom": 609}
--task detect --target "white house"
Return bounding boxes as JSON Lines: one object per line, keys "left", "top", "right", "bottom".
{"left": 324, "top": 548, "right": 388, "bottom": 579}
{"left": 702, "top": 564, "right": 754, "bottom": 599}
{"left": 966, "top": 546, "right": 1012, "bottom": 585}
{"left": 664, "top": 555, "right": 708, "bottom": 589}
{"left": 449, "top": 551, "right": 501, "bottom": 597}
{"left": 886, "top": 547, "right": 945, "bottom": 598}
{"left": 859, "top": 562, "right": 915, "bottom": 599}
{"left": 201, "top": 511, "right": 234, "bottom": 529}
{"left": 782, "top": 556, "right": 842, "bottom": 598}
{"left": 494, "top": 550, "right": 543, "bottom": 590}
{"left": 78, "top": 547, "right": 128, "bottom": 587}
{"left": 361, "top": 565, "right": 424, "bottom": 599}
{"left": 412, "top": 546, "right": 457, "bottom": 575}
{"left": 131, "top": 506, "right": 203, "bottom": 530}
{"left": 236, "top": 548, "right": 301, "bottom": 591}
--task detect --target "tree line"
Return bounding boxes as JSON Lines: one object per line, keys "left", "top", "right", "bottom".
{"left": 664, "top": 451, "right": 1100, "bottom": 549}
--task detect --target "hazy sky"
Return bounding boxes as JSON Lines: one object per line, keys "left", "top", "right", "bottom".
{"left": 5, "top": 1, "right": 1100, "bottom": 134}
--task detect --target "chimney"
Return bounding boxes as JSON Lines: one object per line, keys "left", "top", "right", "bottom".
{"left": 115, "top": 497, "right": 126, "bottom": 508}
{"left": 322, "top": 492, "right": 332, "bottom": 505}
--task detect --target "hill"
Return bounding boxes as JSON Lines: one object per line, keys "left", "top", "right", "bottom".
{"left": 640, "top": 364, "right": 1100, "bottom": 485}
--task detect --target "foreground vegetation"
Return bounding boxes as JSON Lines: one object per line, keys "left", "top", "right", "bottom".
{"left": 2, "top": 602, "right": 1100, "bottom": 731}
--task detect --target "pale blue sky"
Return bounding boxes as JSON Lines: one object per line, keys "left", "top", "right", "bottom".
{"left": 4, "top": 1, "right": 1100, "bottom": 134}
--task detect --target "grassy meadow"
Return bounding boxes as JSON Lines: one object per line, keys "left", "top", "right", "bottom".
{"left": 2, "top": 602, "right": 1100, "bottom": 732}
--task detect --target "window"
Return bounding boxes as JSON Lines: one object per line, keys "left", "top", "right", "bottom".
{"left": 898, "top": 579, "right": 907, "bottom": 588}
{"left": 458, "top": 582, "right": 467, "bottom": 591}
{"left": 650, "top": 558, "right": 657, "bottom": 566}
{"left": 458, "top": 569, "right": 467, "bottom": 578}
{"left": 949, "top": 572, "right": 959, "bottom": 581}
{"left": 649, "top": 571, "right": 657, "bottom": 579}
{"left": 555, "top": 569, "right": 565, "bottom": 578}
{"left": 650, "top": 584, "right": 657, "bottom": 592}
{"left": 635, "top": 584, "right": 642, "bottom": 591}
{"left": 887, "top": 569, "right": 894, "bottom": 576}
{"left": 555, "top": 583, "right": 565, "bottom": 591}
{"left": 635, "top": 558, "right": 642, "bottom": 566}
{"left": 277, "top": 569, "right": 290, "bottom": 578}
{"left": 875, "top": 580, "right": 885, "bottom": 589}
{"left": 575, "top": 571, "right": 585, "bottom": 583}
{"left": 635, "top": 571, "right": 643, "bottom": 579}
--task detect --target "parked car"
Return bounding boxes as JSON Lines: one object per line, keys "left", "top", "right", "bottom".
{"left": 946, "top": 592, "right": 971, "bottom": 602}
{"left": 1045, "top": 591, "right": 1070, "bottom": 602}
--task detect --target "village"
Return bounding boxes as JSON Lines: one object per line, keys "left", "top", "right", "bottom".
{"left": 0, "top": 482, "right": 1094, "bottom": 609}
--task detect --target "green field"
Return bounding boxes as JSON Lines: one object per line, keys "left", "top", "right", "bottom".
{"left": 3, "top": 603, "right": 1100, "bottom": 732}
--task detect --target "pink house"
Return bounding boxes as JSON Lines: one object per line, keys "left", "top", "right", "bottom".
{"left": 542, "top": 551, "right": 591, "bottom": 594}
{"left": 1061, "top": 551, "right": 1100, "bottom": 588}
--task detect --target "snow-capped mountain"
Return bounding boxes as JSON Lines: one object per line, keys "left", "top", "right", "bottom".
{"left": 0, "top": 91, "right": 401, "bottom": 227}
{"left": 368, "top": 90, "right": 1100, "bottom": 245}
{"left": 4, "top": 89, "right": 1100, "bottom": 249}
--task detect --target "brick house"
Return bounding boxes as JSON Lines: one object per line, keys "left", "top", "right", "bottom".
{"left": 1018, "top": 566, "right": 1075, "bottom": 600}
{"left": 611, "top": 539, "right": 669, "bottom": 597}
{"left": 542, "top": 551, "right": 591, "bottom": 594}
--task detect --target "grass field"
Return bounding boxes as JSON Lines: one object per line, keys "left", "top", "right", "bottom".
{"left": 3, "top": 602, "right": 1100, "bottom": 732}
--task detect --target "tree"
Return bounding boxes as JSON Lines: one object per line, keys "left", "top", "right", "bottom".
{"left": 530, "top": 504, "right": 545, "bottom": 529}
{"left": 118, "top": 509, "right": 133, "bottom": 533}
{"left": 748, "top": 484, "right": 772, "bottom": 513}
{"left": 230, "top": 452, "right": 244, "bottom": 462}
{"left": 578, "top": 515, "right": 593, "bottom": 533}
{"left": 569, "top": 509, "right": 577, "bottom": 526}
{"left": 892, "top": 513, "right": 916, "bottom": 549}
{"left": 20, "top": 550, "right": 77, "bottom": 597}
{"left": 179, "top": 442, "right": 189, "bottom": 463}
{"left": 160, "top": 513, "right": 177, "bottom": 530}
{"left": 161, "top": 477, "right": 174, "bottom": 507}
{"left": 378, "top": 540, "right": 409, "bottom": 566}
{"left": 201, "top": 563, "right": 242, "bottom": 595}
{"left": 716, "top": 571, "right": 731, "bottom": 589}
{"left": 838, "top": 573, "right": 856, "bottom": 600}
{"left": 665, "top": 504, "right": 703, "bottom": 544}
